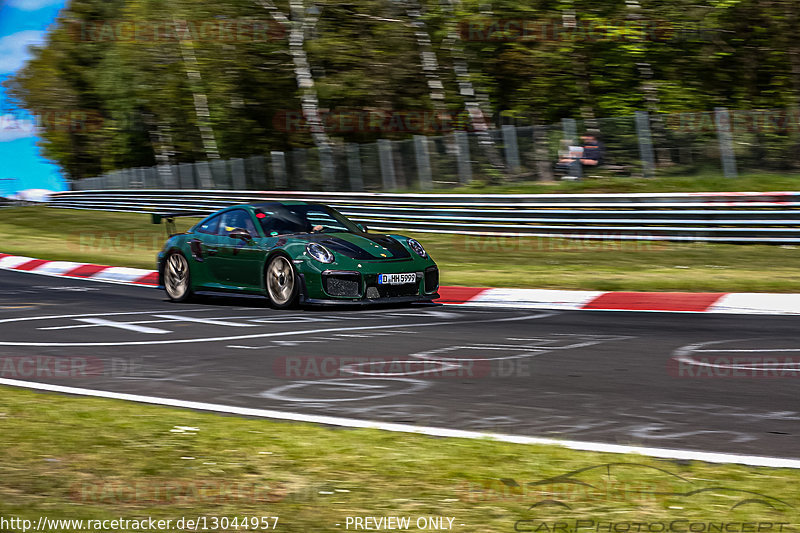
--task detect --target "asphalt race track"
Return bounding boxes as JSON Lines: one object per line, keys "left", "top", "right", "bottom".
{"left": 1, "top": 269, "right": 798, "bottom": 459}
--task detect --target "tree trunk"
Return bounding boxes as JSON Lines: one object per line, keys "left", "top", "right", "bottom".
{"left": 257, "top": 0, "right": 331, "bottom": 151}
{"left": 257, "top": 0, "right": 333, "bottom": 183}
{"left": 626, "top": 0, "right": 669, "bottom": 165}
{"left": 174, "top": 20, "right": 220, "bottom": 162}
{"left": 439, "top": 0, "right": 504, "bottom": 178}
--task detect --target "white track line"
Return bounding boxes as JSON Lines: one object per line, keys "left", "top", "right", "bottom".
{"left": 1, "top": 378, "right": 798, "bottom": 469}
{"left": 75, "top": 318, "right": 172, "bottom": 334}
{"left": 152, "top": 314, "right": 261, "bottom": 327}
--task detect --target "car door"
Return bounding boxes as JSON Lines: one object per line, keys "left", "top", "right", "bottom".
{"left": 214, "top": 209, "right": 265, "bottom": 290}
{"left": 187, "top": 213, "right": 225, "bottom": 288}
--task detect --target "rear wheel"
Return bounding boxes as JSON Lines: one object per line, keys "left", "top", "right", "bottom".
{"left": 164, "top": 252, "right": 193, "bottom": 302}
{"left": 266, "top": 255, "right": 298, "bottom": 309}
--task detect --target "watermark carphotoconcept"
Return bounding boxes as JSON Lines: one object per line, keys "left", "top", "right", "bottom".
{"left": 461, "top": 477, "right": 669, "bottom": 505}
{"left": 67, "top": 19, "right": 286, "bottom": 43}
{"left": 458, "top": 18, "right": 720, "bottom": 43}
{"left": 271, "top": 355, "right": 531, "bottom": 379}
{"left": 0, "top": 356, "right": 141, "bottom": 379}
{"left": 461, "top": 463, "right": 794, "bottom": 529}
{"left": 514, "top": 520, "right": 791, "bottom": 532}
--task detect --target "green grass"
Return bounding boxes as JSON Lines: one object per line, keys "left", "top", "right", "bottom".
{"left": 2, "top": 205, "right": 800, "bottom": 292}
{"left": 1, "top": 385, "right": 798, "bottom": 530}
{"left": 416, "top": 170, "right": 800, "bottom": 195}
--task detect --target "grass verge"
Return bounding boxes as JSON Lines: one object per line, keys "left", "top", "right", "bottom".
{"left": 0, "top": 385, "right": 798, "bottom": 529}
{"left": 2, "top": 205, "right": 800, "bottom": 292}
{"left": 421, "top": 171, "right": 800, "bottom": 195}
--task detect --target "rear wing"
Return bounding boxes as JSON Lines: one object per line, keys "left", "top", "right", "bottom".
{"left": 151, "top": 211, "right": 209, "bottom": 237}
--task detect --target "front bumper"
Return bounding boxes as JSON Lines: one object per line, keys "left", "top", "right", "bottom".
{"left": 307, "top": 266, "right": 439, "bottom": 300}
{"left": 298, "top": 270, "right": 439, "bottom": 306}
{"left": 302, "top": 293, "right": 440, "bottom": 306}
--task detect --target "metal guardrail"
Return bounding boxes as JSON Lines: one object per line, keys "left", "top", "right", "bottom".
{"left": 48, "top": 189, "right": 800, "bottom": 243}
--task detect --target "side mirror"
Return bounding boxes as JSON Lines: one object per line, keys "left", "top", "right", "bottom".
{"left": 228, "top": 228, "right": 252, "bottom": 241}
{"left": 357, "top": 223, "right": 368, "bottom": 232}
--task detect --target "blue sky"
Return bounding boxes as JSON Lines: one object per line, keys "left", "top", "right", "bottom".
{"left": 0, "top": 0, "right": 68, "bottom": 196}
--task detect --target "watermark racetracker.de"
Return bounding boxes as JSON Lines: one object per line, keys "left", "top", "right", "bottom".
{"left": 458, "top": 18, "right": 721, "bottom": 43}
{"left": 669, "top": 339, "right": 800, "bottom": 378}
{"left": 0, "top": 356, "right": 142, "bottom": 379}
{"left": 67, "top": 230, "right": 168, "bottom": 254}
{"left": 450, "top": 233, "right": 665, "bottom": 253}
{"left": 271, "top": 355, "right": 531, "bottom": 379}
{"left": 67, "top": 19, "right": 285, "bottom": 43}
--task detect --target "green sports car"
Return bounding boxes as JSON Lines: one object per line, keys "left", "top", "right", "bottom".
{"left": 156, "top": 201, "right": 439, "bottom": 307}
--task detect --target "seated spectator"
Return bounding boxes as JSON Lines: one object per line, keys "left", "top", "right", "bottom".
{"left": 579, "top": 134, "right": 604, "bottom": 168}
{"left": 554, "top": 133, "right": 605, "bottom": 180}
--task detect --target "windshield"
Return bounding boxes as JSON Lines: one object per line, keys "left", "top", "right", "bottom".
{"left": 256, "top": 204, "right": 361, "bottom": 236}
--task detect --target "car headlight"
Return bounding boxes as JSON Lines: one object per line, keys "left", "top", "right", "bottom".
{"left": 306, "top": 242, "right": 334, "bottom": 264}
{"left": 407, "top": 238, "right": 427, "bottom": 258}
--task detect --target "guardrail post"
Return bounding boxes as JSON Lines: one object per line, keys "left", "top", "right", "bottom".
{"left": 715, "top": 107, "right": 738, "bottom": 178}
{"left": 635, "top": 111, "right": 656, "bottom": 178}
{"left": 346, "top": 143, "right": 364, "bottom": 191}
{"left": 178, "top": 163, "right": 195, "bottom": 189}
{"left": 414, "top": 135, "right": 433, "bottom": 191}
{"left": 319, "top": 145, "right": 335, "bottom": 192}
{"left": 292, "top": 148, "right": 308, "bottom": 190}
{"left": 230, "top": 158, "right": 246, "bottom": 190}
{"left": 533, "top": 125, "right": 554, "bottom": 181}
{"left": 144, "top": 167, "right": 158, "bottom": 188}
{"left": 454, "top": 131, "right": 472, "bottom": 184}
{"left": 562, "top": 117, "right": 577, "bottom": 142}
{"left": 378, "top": 139, "right": 397, "bottom": 191}
{"left": 163, "top": 165, "right": 179, "bottom": 188}
{"left": 247, "top": 155, "right": 267, "bottom": 189}
{"left": 502, "top": 125, "right": 521, "bottom": 173}
{"left": 211, "top": 160, "right": 230, "bottom": 189}
{"left": 195, "top": 161, "right": 215, "bottom": 189}
{"left": 135, "top": 167, "right": 147, "bottom": 188}
{"left": 270, "top": 151, "right": 287, "bottom": 189}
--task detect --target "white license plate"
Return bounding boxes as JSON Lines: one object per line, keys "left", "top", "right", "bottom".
{"left": 378, "top": 273, "right": 416, "bottom": 285}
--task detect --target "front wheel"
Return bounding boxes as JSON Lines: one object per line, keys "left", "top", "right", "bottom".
{"left": 266, "top": 255, "right": 298, "bottom": 309}
{"left": 164, "top": 252, "right": 193, "bottom": 302}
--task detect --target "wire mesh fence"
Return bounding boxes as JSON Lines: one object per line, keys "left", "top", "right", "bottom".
{"left": 71, "top": 108, "right": 800, "bottom": 192}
